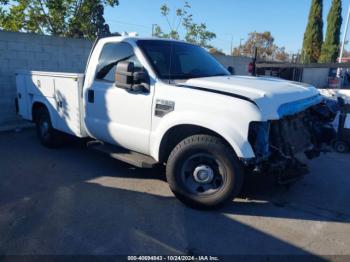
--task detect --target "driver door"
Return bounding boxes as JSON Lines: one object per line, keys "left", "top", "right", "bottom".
{"left": 85, "top": 42, "right": 154, "bottom": 155}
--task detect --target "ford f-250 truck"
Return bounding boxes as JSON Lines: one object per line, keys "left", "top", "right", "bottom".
{"left": 15, "top": 35, "right": 335, "bottom": 209}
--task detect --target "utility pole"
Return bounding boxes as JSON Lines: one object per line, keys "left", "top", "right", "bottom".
{"left": 252, "top": 46, "right": 258, "bottom": 76}
{"left": 152, "top": 24, "right": 158, "bottom": 37}
{"left": 230, "top": 36, "right": 233, "bottom": 56}
{"left": 239, "top": 38, "right": 244, "bottom": 56}
{"left": 338, "top": 5, "right": 350, "bottom": 79}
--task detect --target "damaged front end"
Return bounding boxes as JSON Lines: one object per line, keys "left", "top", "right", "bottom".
{"left": 247, "top": 98, "right": 338, "bottom": 184}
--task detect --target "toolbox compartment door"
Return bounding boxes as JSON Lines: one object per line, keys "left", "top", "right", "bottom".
{"left": 27, "top": 75, "right": 55, "bottom": 98}
{"left": 54, "top": 76, "right": 84, "bottom": 137}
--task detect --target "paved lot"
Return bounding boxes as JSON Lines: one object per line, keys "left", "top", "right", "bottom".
{"left": 0, "top": 129, "right": 350, "bottom": 257}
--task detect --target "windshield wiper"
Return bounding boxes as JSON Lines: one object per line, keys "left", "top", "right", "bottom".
{"left": 201, "top": 73, "right": 229, "bottom": 78}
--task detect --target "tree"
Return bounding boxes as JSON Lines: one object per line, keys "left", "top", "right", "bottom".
{"left": 208, "top": 47, "right": 225, "bottom": 56}
{"left": 319, "top": 0, "right": 342, "bottom": 63}
{"left": 0, "top": 0, "right": 119, "bottom": 39}
{"left": 154, "top": 1, "right": 216, "bottom": 49}
{"left": 301, "top": 0, "right": 323, "bottom": 63}
{"left": 232, "top": 31, "right": 289, "bottom": 61}
{"left": 275, "top": 47, "right": 290, "bottom": 62}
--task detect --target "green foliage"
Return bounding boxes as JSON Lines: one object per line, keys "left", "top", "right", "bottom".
{"left": 232, "top": 31, "right": 289, "bottom": 61}
{"left": 208, "top": 47, "right": 225, "bottom": 56}
{"left": 301, "top": 0, "right": 324, "bottom": 63}
{"left": 154, "top": 1, "right": 216, "bottom": 49}
{"left": 319, "top": 0, "right": 342, "bottom": 63}
{"left": 0, "top": 0, "right": 119, "bottom": 39}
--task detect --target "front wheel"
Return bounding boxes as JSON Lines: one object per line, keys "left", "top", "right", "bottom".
{"left": 166, "top": 135, "right": 243, "bottom": 209}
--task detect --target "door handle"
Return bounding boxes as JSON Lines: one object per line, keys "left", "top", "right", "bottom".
{"left": 88, "top": 89, "right": 94, "bottom": 103}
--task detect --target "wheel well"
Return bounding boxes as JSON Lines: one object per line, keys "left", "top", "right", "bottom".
{"left": 32, "top": 102, "right": 46, "bottom": 121}
{"left": 158, "top": 124, "right": 232, "bottom": 163}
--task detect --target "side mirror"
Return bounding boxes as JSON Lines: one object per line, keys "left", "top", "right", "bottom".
{"left": 115, "top": 61, "right": 135, "bottom": 89}
{"left": 115, "top": 61, "right": 150, "bottom": 92}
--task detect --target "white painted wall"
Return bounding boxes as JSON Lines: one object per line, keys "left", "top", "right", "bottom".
{"left": 302, "top": 68, "right": 330, "bottom": 89}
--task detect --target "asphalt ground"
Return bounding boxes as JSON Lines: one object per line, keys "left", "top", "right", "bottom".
{"left": 0, "top": 128, "right": 349, "bottom": 259}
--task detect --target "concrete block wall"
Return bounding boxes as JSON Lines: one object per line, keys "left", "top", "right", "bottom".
{"left": 0, "top": 30, "right": 92, "bottom": 128}
{"left": 214, "top": 55, "right": 251, "bottom": 75}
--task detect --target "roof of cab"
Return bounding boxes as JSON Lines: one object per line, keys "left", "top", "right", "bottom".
{"left": 98, "top": 35, "right": 186, "bottom": 44}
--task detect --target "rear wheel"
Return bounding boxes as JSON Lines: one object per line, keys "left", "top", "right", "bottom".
{"left": 35, "top": 107, "right": 61, "bottom": 148}
{"left": 166, "top": 135, "right": 243, "bottom": 209}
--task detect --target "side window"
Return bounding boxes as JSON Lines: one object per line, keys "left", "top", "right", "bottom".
{"left": 95, "top": 42, "right": 142, "bottom": 82}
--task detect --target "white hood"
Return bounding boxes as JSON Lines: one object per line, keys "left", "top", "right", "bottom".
{"left": 184, "top": 75, "right": 322, "bottom": 119}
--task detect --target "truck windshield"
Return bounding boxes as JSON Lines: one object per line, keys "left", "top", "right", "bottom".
{"left": 137, "top": 40, "right": 230, "bottom": 80}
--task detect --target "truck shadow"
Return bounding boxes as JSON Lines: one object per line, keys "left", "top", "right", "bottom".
{"left": 0, "top": 175, "right": 325, "bottom": 257}
{"left": 0, "top": 130, "right": 341, "bottom": 257}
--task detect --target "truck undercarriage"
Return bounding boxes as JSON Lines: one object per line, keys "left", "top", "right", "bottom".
{"left": 248, "top": 100, "right": 338, "bottom": 184}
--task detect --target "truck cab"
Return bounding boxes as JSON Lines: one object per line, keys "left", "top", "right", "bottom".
{"left": 16, "top": 35, "right": 336, "bottom": 209}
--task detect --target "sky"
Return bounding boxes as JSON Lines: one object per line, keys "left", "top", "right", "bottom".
{"left": 104, "top": 0, "right": 350, "bottom": 55}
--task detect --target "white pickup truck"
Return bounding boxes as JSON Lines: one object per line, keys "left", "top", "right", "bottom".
{"left": 15, "top": 35, "right": 335, "bottom": 209}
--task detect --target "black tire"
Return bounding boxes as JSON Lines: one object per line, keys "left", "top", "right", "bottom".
{"left": 334, "top": 140, "right": 349, "bottom": 153}
{"left": 166, "top": 135, "right": 244, "bottom": 209}
{"left": 35, "top": 107, "right": 61, "bottom": 148}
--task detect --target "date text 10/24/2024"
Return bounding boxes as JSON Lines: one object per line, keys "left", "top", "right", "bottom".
{"left": 127, "top": 256, "right": 220, "bottom": 261}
